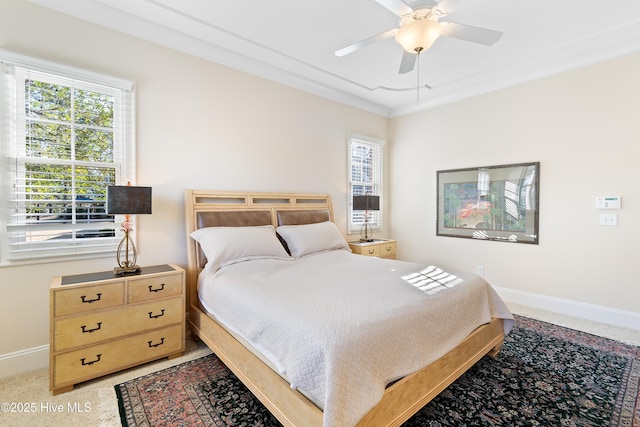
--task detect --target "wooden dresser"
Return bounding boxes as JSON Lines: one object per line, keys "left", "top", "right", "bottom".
{"left": 50, "top": 264, "right": 185, "bottom": 395}
{"left": 348, "top": 239, "right": 397, "bottom": 259}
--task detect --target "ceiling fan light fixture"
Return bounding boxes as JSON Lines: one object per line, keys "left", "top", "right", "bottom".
{"left": 395, "top": 18, "right": 443, "bottom": 53}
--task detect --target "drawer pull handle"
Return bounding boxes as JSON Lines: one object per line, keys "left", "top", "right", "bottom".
{"left": 368, "top": 249, "right": 375, "bottom": 254}
{"left": 385, "top": 246, "right": 392, "bottom": 251}
{"left": 148, "top": 309, "right": 165, "bottom": 319}
{"left": 148, "top": 283, "right": 165, "bottom": 293}
{"left": 81, "top": 354, "right": 102, "bottom": 366}
{"left": 81, "top": 293, "right": 102, "bottom": 304}
{"left": 148, "top": 338, "right": 165, "bottom": 348}
{"left": 81, "top": 322, "right": 102, "bottom": 334}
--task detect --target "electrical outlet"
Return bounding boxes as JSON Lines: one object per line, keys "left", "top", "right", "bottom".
{"left": 476, "top": 265, "right": 484, "bottom": 276}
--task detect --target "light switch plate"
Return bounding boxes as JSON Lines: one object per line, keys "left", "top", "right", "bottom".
{"left": 600, "top": 213, "right": 618, "bottom": 226}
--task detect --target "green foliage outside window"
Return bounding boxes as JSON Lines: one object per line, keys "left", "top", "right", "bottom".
{"left": 22, "top": 80, "right": 116, "bottom": 229}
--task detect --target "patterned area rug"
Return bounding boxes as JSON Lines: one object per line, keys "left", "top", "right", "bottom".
{"left": 115, "top": 316, "right": 640, "bottom": 426}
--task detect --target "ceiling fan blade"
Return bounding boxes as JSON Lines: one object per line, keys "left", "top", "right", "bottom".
{"left": 434, "top": 0, "right": 467, "bottom": 15}
{"left": 403, "top": 0, "right": 438, "bottom": 9}
{"left": 398, "top": 50, "right": 417, "bottom": 74}
{"left": 335, "top": 29, "right": 396, "bottom": 57}
{"left": 374, "top": 0, "right": 413, "bottom": 16}
{"left": 440, "top": 22, "right": 503, "bottom": 45}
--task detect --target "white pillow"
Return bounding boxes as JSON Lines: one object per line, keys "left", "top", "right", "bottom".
{"left": 276, "top": 221, "right": 350, "bottom": 258}
{"left": 190, "top": 225, "right": 290, "bottom": 272}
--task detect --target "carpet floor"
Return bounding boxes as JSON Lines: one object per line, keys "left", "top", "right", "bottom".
{"left": 115, "top": 315, "right": 640, "bottom": 426}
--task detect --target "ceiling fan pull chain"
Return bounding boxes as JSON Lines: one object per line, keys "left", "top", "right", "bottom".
{"left": 416, "top": 56, "right": 419, "bottom": 105}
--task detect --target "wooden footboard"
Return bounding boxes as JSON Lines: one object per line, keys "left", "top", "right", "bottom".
{"left": 189, "top": 302, "right": 323, "bottom": 426}
{"left": 356, "top": 317, "right": 504, "bottom": 426}
{"left": 189, "top": 301, "right": 504, "bottom": 427}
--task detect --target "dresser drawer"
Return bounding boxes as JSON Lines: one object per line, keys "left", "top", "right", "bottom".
{"left": 128, "top": 273, "right": 183, "bottom": 303}
{"left": 50, "top": 264, "right": 186, "bottom": 394}
{"left": 53, "top": 297, "right": 183, "bottom": 351}
{"left": 53, "top": 282, "right": 125, "bottom": 317}
{"left": 52, "top": 324, "right": 183, "bottom": 388}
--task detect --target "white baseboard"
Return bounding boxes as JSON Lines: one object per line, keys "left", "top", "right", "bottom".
{"left": 0, "top": 344, "right": 49, "bottom": 379}
{"left": 495, "top": 286, "right": 640, "bottom": 331}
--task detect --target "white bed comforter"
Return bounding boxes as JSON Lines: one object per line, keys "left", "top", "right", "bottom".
{"left": 198, "top": 249, "right": 514, "bottom": 427}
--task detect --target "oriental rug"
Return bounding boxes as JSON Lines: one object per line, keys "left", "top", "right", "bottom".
{"left": 115, "top": 316, "right": 640, "bottom": 426}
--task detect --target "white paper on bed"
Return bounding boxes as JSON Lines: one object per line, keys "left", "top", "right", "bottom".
{"left": 198, "top": 250, "right": 514, "bottom": 427}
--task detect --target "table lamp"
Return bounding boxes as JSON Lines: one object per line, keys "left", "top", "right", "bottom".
{"left": 353, "top": 195, "right": 380, "bottom": 242}
{"left": 106, "top": 184, "right": 152, "bottom": 276}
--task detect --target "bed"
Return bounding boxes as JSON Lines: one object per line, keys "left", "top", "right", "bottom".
{"left": 184, "top": 190, "right": 514, "bottom": 427}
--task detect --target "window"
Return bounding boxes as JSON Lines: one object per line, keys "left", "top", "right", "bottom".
{"left": 0, "top": 50, "right": 135, "bottom": 265}
{"left": 347, "top": 133, "right": 384, "bottom": 234}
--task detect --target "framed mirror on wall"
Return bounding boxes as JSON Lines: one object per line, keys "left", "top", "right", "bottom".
{"left": 437, "top": 162, "right": 540, "bottom": 244}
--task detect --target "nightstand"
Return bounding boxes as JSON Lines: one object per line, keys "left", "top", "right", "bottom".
{"left": 348, "top": 239, "right": 397, "bottom": 259}
{"left": 49, "top": 264, "right": 185, "bottom": 395}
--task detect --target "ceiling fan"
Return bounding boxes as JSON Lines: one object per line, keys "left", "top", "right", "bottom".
{"left": 335, "top": 0, "right": 503, "bottom": 74}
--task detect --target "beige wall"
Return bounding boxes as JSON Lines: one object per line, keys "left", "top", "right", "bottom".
{"left": 389, "top": 53, "right": 640, "bottom": 314}
{"left": 0, "top": 0, "right": 388, "bottom": 359}
{"left": 1, "top": 0, "right": 639, "bottom": 376}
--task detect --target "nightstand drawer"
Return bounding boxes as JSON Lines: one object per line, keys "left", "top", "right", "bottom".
{"left": 53, "top": 282, "right": 125, "bottom": 317}
{"left": 128, "top": 273, "right": 183, "bottom": 303}
{"left": 52, "top": 324, "right": 183, "bottom": 387}
{"left": 379, "top": 241, "right": 396, "bottom": 258}
{"left": 348, "top": 239, "right": 397, "bottom": 259}
{"left": 53, "top": 297, "right": 183, "bottom": 351}
{"left": 355, "top": 245, "right": 380, "bottom": 257}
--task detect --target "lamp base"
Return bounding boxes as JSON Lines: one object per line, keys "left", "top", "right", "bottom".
{"left": 113, "top": 265, "right": 142, "bottom": 276}
{"left": 114, "top": 227, "right": 140, "bottom": 276}
{"left": 360, "top": 222, "right": 374, "bottom": 242}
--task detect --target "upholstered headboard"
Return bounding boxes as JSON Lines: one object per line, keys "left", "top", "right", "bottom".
{"left": 184, "top": 190, "right": 334, "bottom": 307}
{"left": 276, "top": 209, "right": 331, "bottom": 226}
{"left": 197, "top": 210, "right": 273, "bottom": 228}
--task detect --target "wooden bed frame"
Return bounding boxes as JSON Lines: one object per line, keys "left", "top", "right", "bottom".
{"left": 184, "top": 189, "right": 505, "bottom": 426}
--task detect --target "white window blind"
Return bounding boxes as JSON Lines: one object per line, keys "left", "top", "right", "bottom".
{"left": 347, "top": 133, "right": 384, "bottom": 234}
{"left": 0, "top": 50, "right": 135, "bottom": 265}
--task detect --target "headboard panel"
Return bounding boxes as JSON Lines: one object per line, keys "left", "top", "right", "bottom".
{"left": 197, "top": 210, "right": 273, "bottom": 228}
{"left": 184, "top": 190, "right": 334, "bottom": 309}
{"left": 277, "top": 209, "right": 331, "bottom": 226}
{"left": 195, "top": 210, "right": 273, "bottom": 266}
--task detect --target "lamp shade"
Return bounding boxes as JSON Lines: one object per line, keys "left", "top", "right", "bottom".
{"left": 395, "top": 18, "right": 443, "bottom": 53}
{"left": 353, "top": 195, "right": 380, "bottom": 211}
{"left": 106, "top": 186, "right": 152, "bottom": 215}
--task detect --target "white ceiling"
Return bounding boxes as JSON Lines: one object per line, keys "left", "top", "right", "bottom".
{"left": 31, "top": 0, "right": 640, "bottom": 117}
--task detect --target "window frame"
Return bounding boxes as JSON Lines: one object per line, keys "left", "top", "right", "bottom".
{"left": 0, "top": 49, "right": 135, "bottom": 266}
{"left": 347, "top": 133, "right": 385, "bottom": 235}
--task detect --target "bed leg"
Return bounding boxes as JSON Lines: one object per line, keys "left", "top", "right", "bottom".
{"left": 487, "top": 339, "right": 503, "bottom": 358}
